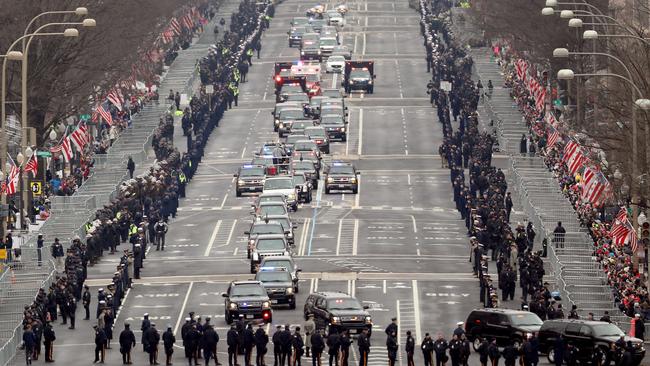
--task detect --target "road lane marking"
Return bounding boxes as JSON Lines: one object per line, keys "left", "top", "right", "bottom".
{"left": 351, "top": 279, "right": 356, "bottom": 297}
{"left": 204, "top": 220, "right": 223, "bottom": 256}
{"left": 233, "top": 247, "right": 239, "bottom": 256}
{"left": 114, "top": 288, "right": 131, "bottom": 323}
{"left": 336, "top": 219, "right": 343, "bottom": 256}
{"left": 309, "top": 278, "right": 315, "bottom": 294}
{"left": 298, "top": 218, "right": 311, "bottom": 256}
{"left": 173, "top": 282, "right": 194, "bottom": 335}
{"left": 353, "top": 34, "right": 358, "bottom": 54}
{"left": 219, "top": 194, "right": 228, "bottom": 209}
{"left": 262, "top": 91, "right": 267, "bottom": 100}
{"left": 397, "top": 299, "right": 403, "bottom": 366}
{"left": 352, "top": 219, "right": 359, "bottom": 255}
{"left": 357, "top": 108, "right": 363, "bottom": 154}
{"left": 412, "top": 280, "right": 421, "bottom": 344}
{"left": 347, "top": 279, "right": 352, "bottom": 295}
{"left": 307, "top": 182, "right": 323, "bottom": 255}
{"left": 241, "top": 146, "right": 247, "bottom": 159}
{"left": 416, "top": 248, "right": 421, "bottom": 256}
{"left": 224, "top": 219, "right": 238, "bottom": 247}
{"left": 410, "top": 215, "right": 417, "bottom": 233}
{"left": 314, "top": 278, "right": 319, "bottom": 292}
{"left": 331, "top": 73, "right": 338, "bottom": 89}
{"left": 383, "top": 280, "right": 387, "bottom": 294}
{"left": 362, "top": 33, "right": 367, "bottom": 55}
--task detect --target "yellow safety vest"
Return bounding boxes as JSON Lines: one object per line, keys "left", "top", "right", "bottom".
{"left": 116, "top": 212, "right": 122, "bottom": 220}
{"left": 129, "top": 224, "right": 138, "bottom": 236}
{"left": 179, "top": 173, "right": 187, "bottom": 183}
{"left": 246, "top": 49, "right": 253, "bottom": 56}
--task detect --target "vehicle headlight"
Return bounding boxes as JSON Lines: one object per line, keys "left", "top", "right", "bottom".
{"left": 249, "top": 239, "right": 255, "bottom": 245}
{"left": 286, "top": 287, "right": 294, "bottom": 294}
{"left": 331, "top": 316, "right": 341, "bottom": 324}
{"left": 349, "top": 80, "right": 355, "bottom": 83}
{"left": 301, "top": 51, "right": 305, "bottom": 55}
{"left": 229, "top": 302, "right": 238, "bottom": 310}
{"left": 365, "top": 316, "right": 372, "bottom": 324}
{"left": 368, "top": 80, "right": 373, "bottom": 84}
{"left": 238, "top": 179, "right": 245, "bottom": 185}
{"left": 262, "top": 301, "right": 270, "bottom": 309}
{"left": 317, "top": 50, "right": 321, "bottom": 54}
{"left": 350, "top": 177, "right": 357, "bottom": 183}
{"left": 275, "top": 119, "right": 279, "bottom": 124}
{"left": 279, "top": 123, "right": 284, "bottom": 128}
{"left": 287, "top": 232, "right": 293, "bottom": 238}
{"left": 327, "top": 177, "right": 334, "bottom": 183}
{"left": 340, "top": 127, "right": 346, "bottom": 132}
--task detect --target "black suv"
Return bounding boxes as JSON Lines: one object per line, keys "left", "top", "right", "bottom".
{"left": 254, "top": 267, "right": 296, "bottom": 309}
{"left": 465, "top": 309, "right": 543, "bottom": 350}
{"left": 304, "top": 292, "right": 372, "bottom": 336}
{"left": 538, "top": 320, "right": 645, "bottom": 365}
{"left": 234, "top": 164, "right": 267, "bottom": 197}
{"left": 222, "top": 281, "right": 272, "bottom": 324}
{"left": 324, "top": 162, "right": 359, "bottom": 194}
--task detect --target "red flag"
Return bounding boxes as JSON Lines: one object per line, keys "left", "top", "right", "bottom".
{"left": 562, "top": 141, "right": 579, "bottom": 163}
{"left": 98, "top": 102, "right": 113, "bottom": 126}
{"left": 628, "top": 228, "right": 639, "bottom": 253}
{"left": 23, "top": 153, "right": 38, "bottom": 178}
{"left": 61, "top": 136, "right": 73, "bottom": 162}
{"left": 107, "top": 89, "right": 124, "bottom": 111}
{"left": 547, "top": 129, "right": 560, "bottom": 148}
{"left": 70, "top": 123, "right": 89, "bottom": 151}
{"left": 170, "top": 17, "right": 182, "bottom": 35}
{"left": 3, "top": 159, "right": 20, "bottom": 195}
{"left": 567, "top": 151, "right": 585, "bottom": 175}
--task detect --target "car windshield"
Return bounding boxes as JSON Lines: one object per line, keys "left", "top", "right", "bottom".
{"left": 240, "top": 167, "right": 265, "bottom": 176}
{"left": 281, "top": 85, "right": 304, "bottom": 94}
{"left": 323, "top": 90, "right": 341, "bottom": 98}
{"left": 330, "top": 165, "right": 355, "bottom": 174}
{"left": 256, "top": 238, "right": 286, "bottom": 251}
{"left": 293, "top": 175, "right": 307, "bottom": 185}
{"left": 328, "top": 298, "right": 362, "bottom": 310}
{"left": 320, "top": 107, "right": 343, "bottom": 115}
{"left": 259, "top": 195, "right": 284, "bottom": 204}
{"left": 292, "top": 121, "right": 313, "bottom": 130}
{"left": 230, "top": 284, "right": 266, "bottom": 297}
{"left": 306, "top": 128, "right": 326, "bottom": 137}
{"left": 259, "top": 205, "right": 287, "bottom": 216}
{"left": 265, "top": 179, "right": 295, "bottom": 190}
{"left": 260, "top": 146, "right": 277, "bottom": 155}
{"left": 251, "top": 224, "right": 284, "bottom": 235}
{"left": 292, "top": 18, "right": 308, "bottom": 26}
{"left": 262, "top": 260, "right": 294, "bottom": 271}
{"left": 286, "top": 135, "right": 307, "bottom": 144}
{"left": 252, "top": 158, "right": 272, "bottom": 166}
{"left": 509, "top": 313, "right": 543, "bottom": 326}
{"left": 294, "top": 142, "right": 317, "bottom": 150}
{"left": 320, "top": 38, "right": 337, "bottom": 46}
{"left": 268, "top": 218, "right": 291, "bottom": 230}
{"left": 286, "top": 94, "right": 309, "bottom": 103}
{"left": 350, "top": 70, "right": 370, "bottom": 79}
{"left": 321, "top": 116, "right": 344, "bottom": 125}
{"left": 293, "top": 162, "right": 314, "bottom": 170}
{"left": 280, "top": 109, "right": 305, "bottom": 120}
{"left": 328, "top": 56, "right": 345, "bottom": 63}
{"left": 591, "top": 323, "right": 625, "bottom": 337}
{"left": 257, "top": 271, "right": 292, "bottom": 283}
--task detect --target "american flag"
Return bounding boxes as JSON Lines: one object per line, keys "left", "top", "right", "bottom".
{"left": 23, "top": 153, "right": 38, "bottom": 178}
{"left": 535, "top": 87, "right": 546, "bottom": 111}
{"left": 170, "top": 17, "right": 182, "bottom": 35}
{"left": 61, "top": 136, "right": 73, "bottom": 162}
{"left": 161, "top": 29, "right": 174, "bottom": 44}
{"left": 515, "top": 59, "right": 528, "bottom": 81}
{"left": 70, "top": 123, "right": 89, "bottom": 151}
{"left": 546, "top": 113, "right": 559, "bottom": 127}
{"left": 97, "top": 102, "right": 113, "bottom": 126}
{"left": 567, "top": 150, "right": 585, "bottom": 175}
{"left": 628, "top": 228, "right": 639, "bottom": 253}
{"left": 107, "top": 89, "right": 124, "bottom": 111}
{"left": 182, "top": 13, "right": 194, "bottom": 29}
{"left": 547, "top": 128, "right": 560, "bottom": 148}
{"left": 582, "top": 171, "right": 610, "bottom": 206}
{"left": 581, "top": 166, "right": 595, "bottom": 198}
{"left": 2, "top": 157, "right": 20, "bottom": 195}
{"left": 562, "top": 141, "right": 580, "bottom": 163}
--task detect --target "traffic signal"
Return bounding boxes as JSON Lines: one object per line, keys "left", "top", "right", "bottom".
{"left": 641, "top": 219, "right": 650, "bottom": 248}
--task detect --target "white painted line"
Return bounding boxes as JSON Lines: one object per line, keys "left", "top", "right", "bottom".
{"left": 410, "top": 215, "right": 417, "bottom": 233}
{"left": 331, "top": 73, "right": 338, "bottom": 89}
{"left": 416, "top": 248, "right": 421, "bottom": 256}
{"left": 233, "top": 247, "right": 239, "bottom": 256}
{"left": 352, "top": 219, "right": 359, "bottom": 255}
{"left": 357, "top": 109, "right": 363, "bottom": 155}
{"left": 354, "top": 176, "right": 361, "bottom": 209}
{"left": 219, "top": 194, "right": 228, "bottom": 209}
{"left": 204, "top": 220, "right": 223, "bottom": 256}
{"left": 383, "top": 280, "right": 387, "bottom": 294}
{"left": 241, "top": 146, "right": 247, "bottom": 159}
{"left": 133, "top": 305, "right": 172, "bottom": 308}
{"left": 262, "top": 91, "right": 267, "bottom": 100}
{"left": 351, "top": 279, "right": 356, "bottom": 297}
{"left": 114, "top": 287, "right": 131, "bottom": 323}
{"left": 412, "top": 280, "right": 422, "bottom": 344}
{"left": 309, "top": 278, "right": 315, "bottom": 294}
{"left": 298, "top": 218, "right": 310, "bottom": 256}
{"left": 314, "top": 278, "right": 319, "bottom": 292}
{"left": 173, "top": 282, "right": 194, "bottom": 335}
{"left": 407, "top": 174, "right": 411, "bottom": 186}
{"left": 224, "top": 219, "right": 237, "bottom": 247}
{"left": 353, "top": 34, "right": 358, "bottom": 54}
{"left": 365, "top": 2, "right": 368, "bottom": 12}
{"left": 362, "top": 33, "right": 367, "bottom": 55}
{"left": 405, "top": 149, "right": 408, "bottom": 155}
{"left": 347, "top": 279, "right": 352, "bottom": 295}
{"left": 336, "top": 219, "right": 343, "bottom": 256}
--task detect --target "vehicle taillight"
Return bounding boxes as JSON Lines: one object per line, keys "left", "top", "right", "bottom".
{"left": 263, "top": 311, "right": 271, "bottom": 319}
{"left": 275, "top": 75, "right": 282, "bottom": 82}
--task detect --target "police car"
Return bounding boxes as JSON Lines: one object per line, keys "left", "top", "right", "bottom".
{"left": 234, "top": 164, "right": 267, "bottom": 197}
{"left": 250, "top": 234, "right": 291, "bottom": 273}
{"left": 324, "top": 162, "right": 359, "bottom": 194}
{"left": 245, "top": 220, "right": 288, "bottom": 259}
{"left": 254, "top": 267, "right": 296, "bottom": 309}
{"left": 222, "top": 281, "right": 272, "bottom": 324}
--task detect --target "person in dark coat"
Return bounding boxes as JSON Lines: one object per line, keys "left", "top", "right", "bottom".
{"left": 311, "top": 329, "right": 325, "bottom": 366}
{"left": 432, "top": 335, "right": 448, "bottom": 366}
{"left": 244, "top": 324, "right": 255, "bottom": 366}
{"left": 227, "top": 324, "right": 240, "bottom": 366}
{"left": 145, "top": 323, "right": 161, "bottom": 365}
{"left": 357, "top": 329, "right": 370, "bottom": 366}
{"left": 448, "top": 334, "right": 461, "bottom": 366}
{"left": 386, "top": 332, "right": 398, "bottom": 366}
{"left": 405, "top": 331, "right": 415, "bottom": 366}
{"left": 186, "top": 324, "right": 200, "bottom": 366}
{"left": 339, "top": 331, "right": 351, "bottom": 366}
{"left": 487, "top": 339, "right": 500, "bottom": 366}
{"left": 163, "top": 325, "right": 176, "bottom": 366}
{"left": 127, "top": 157, "right": 136, "bottom": 179}
{"left": 565, "top": 343, "right": 579, "bottom": 366}
{"left": 634, "top": 314, "right": 645, "bottom": 341}
{"left": 552, "top": 335, "right": 565, "bottom": 366}
{"left": 141, "top": 313, "right": 151, "bottom": 352}
{"left": 43, "top": 322, "right": 56, "bottom": 362}
{"left": 83, "top": 285, "right": 91, "bottom": 320}
{"left": 421, "top": 333, "right": 434, "bottom": 366}
{"left": 119, "top": 323, "right": 136, "bottom": 364}
{"left": 519, "top": 135, "right": 527, "bottom": 154}
{"left": 292, "top": 327, "right": 304, "bottom": 366}
{"left": 477, "top": 339, "right": 489, "bottom": 366}
{"left": 94, "top": 325, "right": 107, "bottom": 363}
{"left": 203, "top": 321, "right": 220, "bottom": 366}
{"left": 281, "top": 325, "right": 293, "bottom": 366}
{"left": 23, "top": 324, "right": 37, "bottom": 365}
{"left": 522, "top": 335, "right": 539, "bottom": 366}
{"left": 501, "top": 343, "right": 518, "bottom": 366}
{"left": 326, "top": 329, "right": 340, "bottom": 366}
{"left": 254, "top": 324, "right": 269, "bottom": 366}
{"left": 273, "top": 326, "right": 282, "bottom": 366}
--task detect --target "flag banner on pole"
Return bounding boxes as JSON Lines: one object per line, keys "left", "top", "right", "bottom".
{"left": 23, "top": 153, "right": 38, "bottom": 178}
{"left": 61, "top": 136, "right": 73, "bottom": 162}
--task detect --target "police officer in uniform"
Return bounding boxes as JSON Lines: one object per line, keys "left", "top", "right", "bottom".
{"left": 43, "top": 321, "right": 56, "bottom": 362}
{"left": 357, "top": 329, "right": 370, "bottom": 366}
{"left": 227, "top": 324, "right": 240, "bottom": 366}
{"left": 254, "top": 324, "right": 269, "bottom": 366}
{"left": 154, "top": 219, "right": 169, "bottom": 251}
{"left": 338, "top": 331, "right": 350, "bottom": 366}
{"left": 119, "top": 323, "right": 136, "bottom": 364}
{"left": 291, "top": 327, "right": 304, "bottom": 366}
{"left": 405, "top": 331, "right": 415, "bottom": 366}
{"left": 273, "top": 325, "right": 283, "bottom": 366}
{"left": 141, "top": 313, "right": 151, "bottom": 352}
{"left": 326, "top": 329, "right": 339, "bottom": 366}
{"left": 83, "top": 285, "right": 91, "bottom": 320}
{"left": 163, "top": 325, "right": 176, "bottom": 366}
{"left": 310, "top": 329, "right": 324, "bottom": 366}
{"left": 244, "top": 323, "right": 255, "bottom": 366}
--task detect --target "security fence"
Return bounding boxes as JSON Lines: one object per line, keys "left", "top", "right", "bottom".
{"left": 471, "top": 48, "right": 629, "bottom": 329}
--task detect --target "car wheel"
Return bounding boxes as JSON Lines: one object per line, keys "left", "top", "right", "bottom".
{"left": 236, "top": 190, "right": 242, "bottom": 197}
{"left": 289, "top": 302, "right": 296, "bottom": 310}
{"left": 341, "top": 135, "right": 347, "bottom": 142}
{"left": 325, "top": 188, "right": 330, "bottom": 194}
{"left": 324, "top": 148, "right": 330, "bottom": 154}
{"left": 472, "top": 337, "right": 482, "bottom": 352}
{"left": 225, "top": 312, "right": 232, "bottom": 324}
{"left": 547, "top": 349, "right": 555, "bottom": 364}
{"left": 250, "top": 265, "right": 256, "bottom": 274}
{"left": 247, "top": 249, "right": 251, "bottom": 259}
{"left": 352, "top": 187, "right": 358, "bottom": 194}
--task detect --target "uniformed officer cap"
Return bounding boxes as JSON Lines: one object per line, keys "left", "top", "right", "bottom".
{"left": 205, "top": 317, "right": 211, "bottom": 321}
{"left": 99, "top": 300, "right": 106, "bottom": 304}
{"left": 93, "top": 325, "right": 98, "bottom": 329}
{"left": 144, "top": 313, "right": 149, "bottom": 317}
{"left": 99, "top": 288, "right": 104, "bottom": 291}
{"left": 276, "top": 325, "right": 282, "bottom": 329}
{"left": 457, "top": 322, "right": 464, "bottom": 326}
{"left": 167, "top": 324, "right": 172, "bottom": 329}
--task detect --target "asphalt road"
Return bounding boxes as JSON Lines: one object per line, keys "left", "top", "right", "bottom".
{"left": 30, "top": 0, "right": 567, "bottom": 365}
